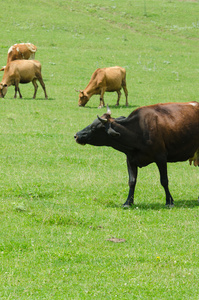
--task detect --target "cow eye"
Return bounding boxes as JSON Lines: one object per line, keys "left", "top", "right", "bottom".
{"left": 91, "top": 123, "right": 105, "bottom": 132}
{"left": 91, "top": 124, "right": 96, "bottom": 132}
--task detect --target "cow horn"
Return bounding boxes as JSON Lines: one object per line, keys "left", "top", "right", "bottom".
{"left": 107, "top": 104, "right": 111, "bottom": 115}
{"left": 97, "top": 115, "right": 107, "bottom": 124}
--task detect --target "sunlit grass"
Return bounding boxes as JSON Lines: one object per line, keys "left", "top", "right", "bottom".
{"left": 0, "top": 0, "right": 198, "bottom": 299}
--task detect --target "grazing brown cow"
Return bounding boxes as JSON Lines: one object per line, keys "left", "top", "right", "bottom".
{"left": 0, "top": 60, "right": 48, "bottom": 99}
{"left": 189, "top": 149, "right": 199, "bottom": 166}
{"left": 77, "top": 66, "right": 128, "bottom": 108}
{"left": 75, "top": 102, "right": 199, "bottom": 207}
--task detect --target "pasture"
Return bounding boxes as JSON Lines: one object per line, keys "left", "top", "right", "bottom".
{"left": 0, "top": 0, "right": 199, "bottom": 299}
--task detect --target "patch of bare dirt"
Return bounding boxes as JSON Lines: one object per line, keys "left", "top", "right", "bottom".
{"left": 106, "top": 237, "right": 126, "bottom": 243}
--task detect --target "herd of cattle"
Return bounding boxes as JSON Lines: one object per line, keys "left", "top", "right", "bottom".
{"left": 0, "top": 43, "right": 47, "bottom": 99}
{"left": 0, "top": 43, "right": 127, "bottom": 107}
{"left": 0, "top": 42, "right": 198, "bottom": 206}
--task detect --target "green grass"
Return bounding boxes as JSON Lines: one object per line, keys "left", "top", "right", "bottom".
{"left": 0, "top": 0, "right": 199, "bottom": 299}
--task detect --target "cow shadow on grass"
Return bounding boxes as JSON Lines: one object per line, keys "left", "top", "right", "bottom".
{"left": 83, "top": 104, "right": 139, "bottom": 110}
{"left": 105, "top": 202, "right": 164, "bottom": 210}
{"left": 105, "top": 199, "right": 199, "bottom": 210}
{"left": 174, "top": 199, "right": 199, "bottom": 208}
{"left": 131, "top": 199, "right": 199, "bottom": 210}
{"left": 19, "top": 97, "right": 55, "bottom": 101}
{"left": 107, "top": 104, "right": 139, "bottom": 110}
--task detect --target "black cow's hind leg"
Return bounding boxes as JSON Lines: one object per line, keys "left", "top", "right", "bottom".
{"left": 123, "top": 157, "right": 138, "bottom": 208}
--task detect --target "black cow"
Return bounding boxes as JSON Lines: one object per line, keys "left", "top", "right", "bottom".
{"left": 74, "top": 102, "right": 199, "bottom": 207}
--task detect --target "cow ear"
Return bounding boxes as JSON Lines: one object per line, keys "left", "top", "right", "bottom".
{"left": 107, "top": 126, "right": 120, "bottom": 137}
{"left": 84, "top": 91, "right": 89, "bottom": 98}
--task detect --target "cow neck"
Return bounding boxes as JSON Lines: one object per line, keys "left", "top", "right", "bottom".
{"left": 85, "top": 80, "right": 100, "bottom": 97}
{"left": 109, "top": 121, "right": 139, "bottom": 153}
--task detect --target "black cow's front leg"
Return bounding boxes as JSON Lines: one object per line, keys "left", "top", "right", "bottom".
{"left": 156, "top": 157, "right": 174, "bottom": 206}
{"left": 123, "top": 157, "right": 138, "bottom": 208}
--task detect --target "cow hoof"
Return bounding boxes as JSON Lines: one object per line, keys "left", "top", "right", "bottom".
{"left": 123, "top": 204, "right": 131, "bottom": 208}
{"left": 165, "top": 204, "right": 174, "bottom": 208}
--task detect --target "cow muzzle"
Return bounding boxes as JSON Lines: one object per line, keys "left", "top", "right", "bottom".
{"left": 74, "top": 134, "right": 85, "bottom": 145}
{"left": 0, "top": 90, "right": 4, "bottom": 98}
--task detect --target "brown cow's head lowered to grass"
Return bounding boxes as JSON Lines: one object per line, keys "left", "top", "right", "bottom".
{"left": 77, "top": 90, "right": 89, "bottom": 107}
{"left": 0, "top": 83, "right": 8, "bottom": 98}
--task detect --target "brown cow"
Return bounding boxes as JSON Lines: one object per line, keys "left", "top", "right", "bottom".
{"left": 1, "top": 43, "right": 37, "bottom": 71}
{"left": 77, "top": 66, "right": 128, "bottom": 108}
{"left": 75, "top": 102, "right": 199, "bottom": 207}
{"left": 0, "top": 60, "right": 48, "bottom": 99}
{"left": 189, "top": 149, "right": 199, "bottom": 166}
{"left": 7, "top": 43, "right": 37, "bottom": 64}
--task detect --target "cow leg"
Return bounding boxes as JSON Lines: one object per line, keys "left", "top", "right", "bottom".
{"left": 156, "top": 158, "right": 174, "bottom": 206}
{"left": 99, "top": 98, "right": 105, "bottom": 108}
{"left": 17, "top": 87, "right": 22, "bottom": 98}
{"left": 121, "top": 79, "right": 128, "bottom": 106}
{"left": 122, "top": 85, "right": 128, "bottom": 106}
{"left": 115, "top": 91, "right": 121, "bottom": 106}
{"left": 123, "top": 157, "right": 138, "bottom": 207}
{"left": 36, "top": 74, "right": 48, "bottom": 99}
{"left": 32, "top": 79, "right": 38, "bottom": 99}
{"left": 14, "top": 81, "right": 22, "bottom": 98}
{"left": 99, "top": 89, "right": 105, "bottom": 108}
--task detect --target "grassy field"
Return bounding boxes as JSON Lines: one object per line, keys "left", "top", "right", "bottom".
{"left": 0, "top": 0, "right": 199, "bottom": 299}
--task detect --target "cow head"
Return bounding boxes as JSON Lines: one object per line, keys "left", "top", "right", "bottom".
{"left": 0, "top": 83, "right": 8, "bottom": 98}
{"left": 74, "top": 106, "right": 121, "bottom": 146}
{"left": 77, "top": 90, "right": 89, "bottom": 107}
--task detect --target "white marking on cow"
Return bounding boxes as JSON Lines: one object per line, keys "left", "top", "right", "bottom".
{"left": 8, "top": 46, "right": 13, "bottom": 54}
{"left": 190, "top": 102, "right": 197, "bottom": 107}
{"left": 26, "top": 43, "right": 37, "bottom": 52}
